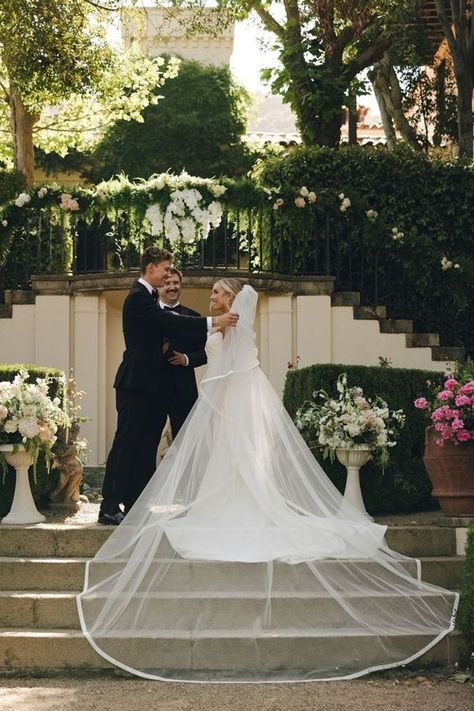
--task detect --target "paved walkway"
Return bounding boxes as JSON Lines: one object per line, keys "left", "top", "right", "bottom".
{"left": 0, "top": 673, "right": 473, "bottom": 711}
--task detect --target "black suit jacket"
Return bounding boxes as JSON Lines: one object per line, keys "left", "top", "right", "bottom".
{"left": 114, "top": 281, "right": 207, "bottom": 398}
{"left": 161, "top": 304, "right": 207, "bottom": 405}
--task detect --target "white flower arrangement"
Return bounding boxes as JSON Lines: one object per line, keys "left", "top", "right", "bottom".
{"left": 0, "top": 370, "right": 70, "bottom": 476}
{"left": 136, "top": 172, "right": 226, "bottom": 243}
{"left": 295, "top": 373, "right": 405, "bottom": 467}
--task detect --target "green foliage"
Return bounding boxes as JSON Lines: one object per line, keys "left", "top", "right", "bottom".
{"left": 0, "top": 364, "right": 65, "bottom": 516}
{"left": 257, "top": 144, "right": 474, "bottom": 356}
{"left": 458, "top": 525, "right": 474, "bottom": 641}
{"left": 0, "top": 1, "right": 179, "bottom": 168}
{"left": 0, "top": 170, "right": 25, "bottom": 205}
{"left": 283, "top": 362, "right": 445, "bottom": 515}
{"left": 89, "top": 59, "right": 256, "bottom": 181}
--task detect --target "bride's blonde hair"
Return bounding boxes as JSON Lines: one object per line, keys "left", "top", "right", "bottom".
{"left": 211, "top": 278, "right": 243, "bottom": 312}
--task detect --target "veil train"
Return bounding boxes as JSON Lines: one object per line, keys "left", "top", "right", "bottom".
{"left": 78, "top": 285, "right": 458, "bottom": 682}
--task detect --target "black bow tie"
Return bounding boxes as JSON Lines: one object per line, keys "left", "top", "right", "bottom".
{"left": 163, "top": 305, "right": 178, "bottom": 311}
{"left": 151, "top": 289, "right": 158, "bottom": 302}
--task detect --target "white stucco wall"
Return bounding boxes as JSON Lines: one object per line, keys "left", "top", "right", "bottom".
{"left": 0, "top": 289, "right": 448, "bottom": 466}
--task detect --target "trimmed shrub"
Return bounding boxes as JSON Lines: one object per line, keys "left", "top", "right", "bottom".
{"left": 458, "top": 525, "right": 474, "bottom": 645}
{"left": 283, "top": 363, "right": 445, "bottom": 515}
{"left": 0, "top": 364, "right": 65, "bottom": 517}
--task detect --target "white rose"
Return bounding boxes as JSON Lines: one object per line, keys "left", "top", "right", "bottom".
{"left": 299, "top": 186, "right": 309, "bottom": 197}
{"left": 15, "top": 192, "right": 31, "bottom": 208}
{"left": 0, "top": 405, "right": 8, "bottom": 419}
{"left": 307, "top": 192, "right": 317, "bottom": 203}
{"left": 3, "top": 419, "right": 18, "bottom": 433}
{"left": 338, "top": 193, "right": 345, "bottom": 200}
{"left": 294, "top": 197, "right": 306, "bottom": 208}
{"left": 210, "top": 184, "right": 226, "bottom": 198}
{"left": 1, "top": 220, "right": 7, "bottom": 227}
{"left": 37, "top": 187, "right": 48, "bottom": 199}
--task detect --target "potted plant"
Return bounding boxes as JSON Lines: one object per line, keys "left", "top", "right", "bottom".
{"left": 0, "top": 369, "right": 70, "bottom": 523}
{"left": 414, "top": 365, "right": 474, "bottom": 516}
{"left": 296, "top": 373, "right": 405, "bottom": 518}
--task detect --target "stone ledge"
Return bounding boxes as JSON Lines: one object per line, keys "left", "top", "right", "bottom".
{"left": 30, "top": 271, "right": 336, "bottom": 296}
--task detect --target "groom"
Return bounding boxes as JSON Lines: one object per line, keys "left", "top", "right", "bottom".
{"left": 159, "top": 267, "right": 207, "bottom": 438}
{"left": 98, "top": 246, "right": 238, "bottom": 525}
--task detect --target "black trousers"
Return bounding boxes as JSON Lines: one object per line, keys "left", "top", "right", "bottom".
{"left": 100, "top": 388, "right": 167, "bottom": 515}
{"left": 168, "top": 396, "right": 197, "bottom": 439}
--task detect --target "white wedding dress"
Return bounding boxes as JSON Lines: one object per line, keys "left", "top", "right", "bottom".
{"left": 78, "top": 285, "right": 458, "bottom": 682}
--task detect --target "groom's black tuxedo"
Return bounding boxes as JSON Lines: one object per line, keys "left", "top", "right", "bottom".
{"left": 100, "top": 280, "right": 208, "bottom": 516}
{"left": 161, "top": 303, "right": 207, "bottom": 436}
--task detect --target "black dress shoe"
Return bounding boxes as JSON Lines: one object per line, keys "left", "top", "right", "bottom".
{"left": 97, "top": 512, "right": 125, "bottom": 526}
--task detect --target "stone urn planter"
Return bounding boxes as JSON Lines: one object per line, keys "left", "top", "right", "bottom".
{"left": 336, "top": 445, "right": 373, "bottom": 520}
{"left": 423, "top": 426, "right": 474, "bottom": 516}
{"left": 0, "top": 444, "right": 46, "bottom": 524}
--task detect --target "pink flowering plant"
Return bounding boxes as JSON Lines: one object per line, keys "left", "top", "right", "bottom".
{"left": 414, "top": 368, "right": 474, "bottom": 445}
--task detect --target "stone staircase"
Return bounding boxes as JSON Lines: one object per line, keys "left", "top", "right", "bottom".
{"left": 0, "top": 523, "right": 468, "bottom": 674}
{"left": 332, "top": 292, "right": 465, "bottom": 363}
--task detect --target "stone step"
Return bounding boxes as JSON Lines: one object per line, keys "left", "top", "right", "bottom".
{"left": 0, "top": 556, "right": 464, "bottom": 592}
{"left": 405, "top": 333, "right": 440, "bottom": 348}
{"left": 431, "top": 346, "right": 466, "bottom": 362}
{"left": 0, "top": 524, "right": 457, "bottom": 559}
{"left": 3, "top": 289, "right": 36, "bottom": 306}
{"left": 0, "top": 590, "right": 455, "bottom": 631}
{"left": 379, "top": 319, "right": 414, "bottom": 334}
{"left": 0, "top": 628, "right": 467, "bottom": 673}
{"left": 353, "top": 305, "right": 387, "bottom": 320}
{"left": 332, "top": 292, "right": 361, "bottom": 306}
{"left": 0, "top": 304, "right": 12, "bottom": 319}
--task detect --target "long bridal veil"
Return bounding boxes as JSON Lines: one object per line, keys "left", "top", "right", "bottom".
{"left": 78, "top": 285, "right": 458, "bottom": 682}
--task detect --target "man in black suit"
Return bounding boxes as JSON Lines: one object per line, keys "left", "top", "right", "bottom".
{"left": 159, "top": 267, "right": 207, "bottom": 437}
{"left": 99, "top": 247, "right": 238, "bottom": 525}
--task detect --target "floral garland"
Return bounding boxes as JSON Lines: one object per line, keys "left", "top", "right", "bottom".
{"left": 0, "top": 172, "right": 232, "bottom": 246}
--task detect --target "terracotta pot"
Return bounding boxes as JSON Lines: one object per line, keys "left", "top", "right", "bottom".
{"left": 423, "top": 426, "right": 474, "bottom": 516}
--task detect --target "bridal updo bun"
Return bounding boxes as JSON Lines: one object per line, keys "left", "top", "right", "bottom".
{"left": 217, "top": 278, "right": 243, "bottom": 305}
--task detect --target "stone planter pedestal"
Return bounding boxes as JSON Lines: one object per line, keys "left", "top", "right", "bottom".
{"left": 336, "top": 445, "right": 373, "bottom": 520}
{"left": 0, "top": 444, "right": 46, "bottom": 524}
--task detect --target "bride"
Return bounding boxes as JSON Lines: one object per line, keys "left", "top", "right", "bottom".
{"left": 78, "top": 279, "right": 458, "bottom": 682}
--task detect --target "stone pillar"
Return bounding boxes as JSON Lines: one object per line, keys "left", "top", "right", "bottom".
{"left": 73, "top": 295, "right": 107, "bottom": 466}
{"left": 295, "top": 295, "right": 332, "bottom": 367}
{"left": 35, "top": 295, "right": 70, "bottom": 372}
{"left": 262, "top": 294, "right": 293, "bottom": 396}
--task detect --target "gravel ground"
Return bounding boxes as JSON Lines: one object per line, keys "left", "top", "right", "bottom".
{"left": 0, "top": 673, "right": 473, "bottom": 711}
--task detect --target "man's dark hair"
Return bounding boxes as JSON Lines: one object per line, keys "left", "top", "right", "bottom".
{"left": 140, "top": 246, "right": 173, "bottom": 274}
{"left": 169, "top": 267, "right": 182, "bottom": 282}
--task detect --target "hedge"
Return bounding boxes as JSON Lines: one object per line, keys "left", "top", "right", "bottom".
{"left": 0, "top": 364, "right": 65, "bottom": 517}
{"left": 458, "top": 525, "right": 474, "bottom": 645}
{"left": 283, "top": 363, "right": 445, "bottom": 515}
{"left": 259, "top": 144, "right": 474, "bottom": 358}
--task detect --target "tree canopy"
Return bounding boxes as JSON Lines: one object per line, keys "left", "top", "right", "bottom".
{"left": 88, "top": 58, "right": 255, "bottom": 180}
{"left": 0, "top": 0, "right": 179, "bottom": 183}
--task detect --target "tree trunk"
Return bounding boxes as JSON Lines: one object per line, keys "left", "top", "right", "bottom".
{"left": 347, "top": 92, "right": 357, "bottom": 145}
{"left": 455, "top": 74, "right": 473, "bottom": 158}
{"left": 369, "top": 67, "right": 396, "bottom": 148}
{"left": 9, "top": 85, "right": 37, "bottom": 186}
{"left": 370, "top": 55, "right": 421, "bottom": 151}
